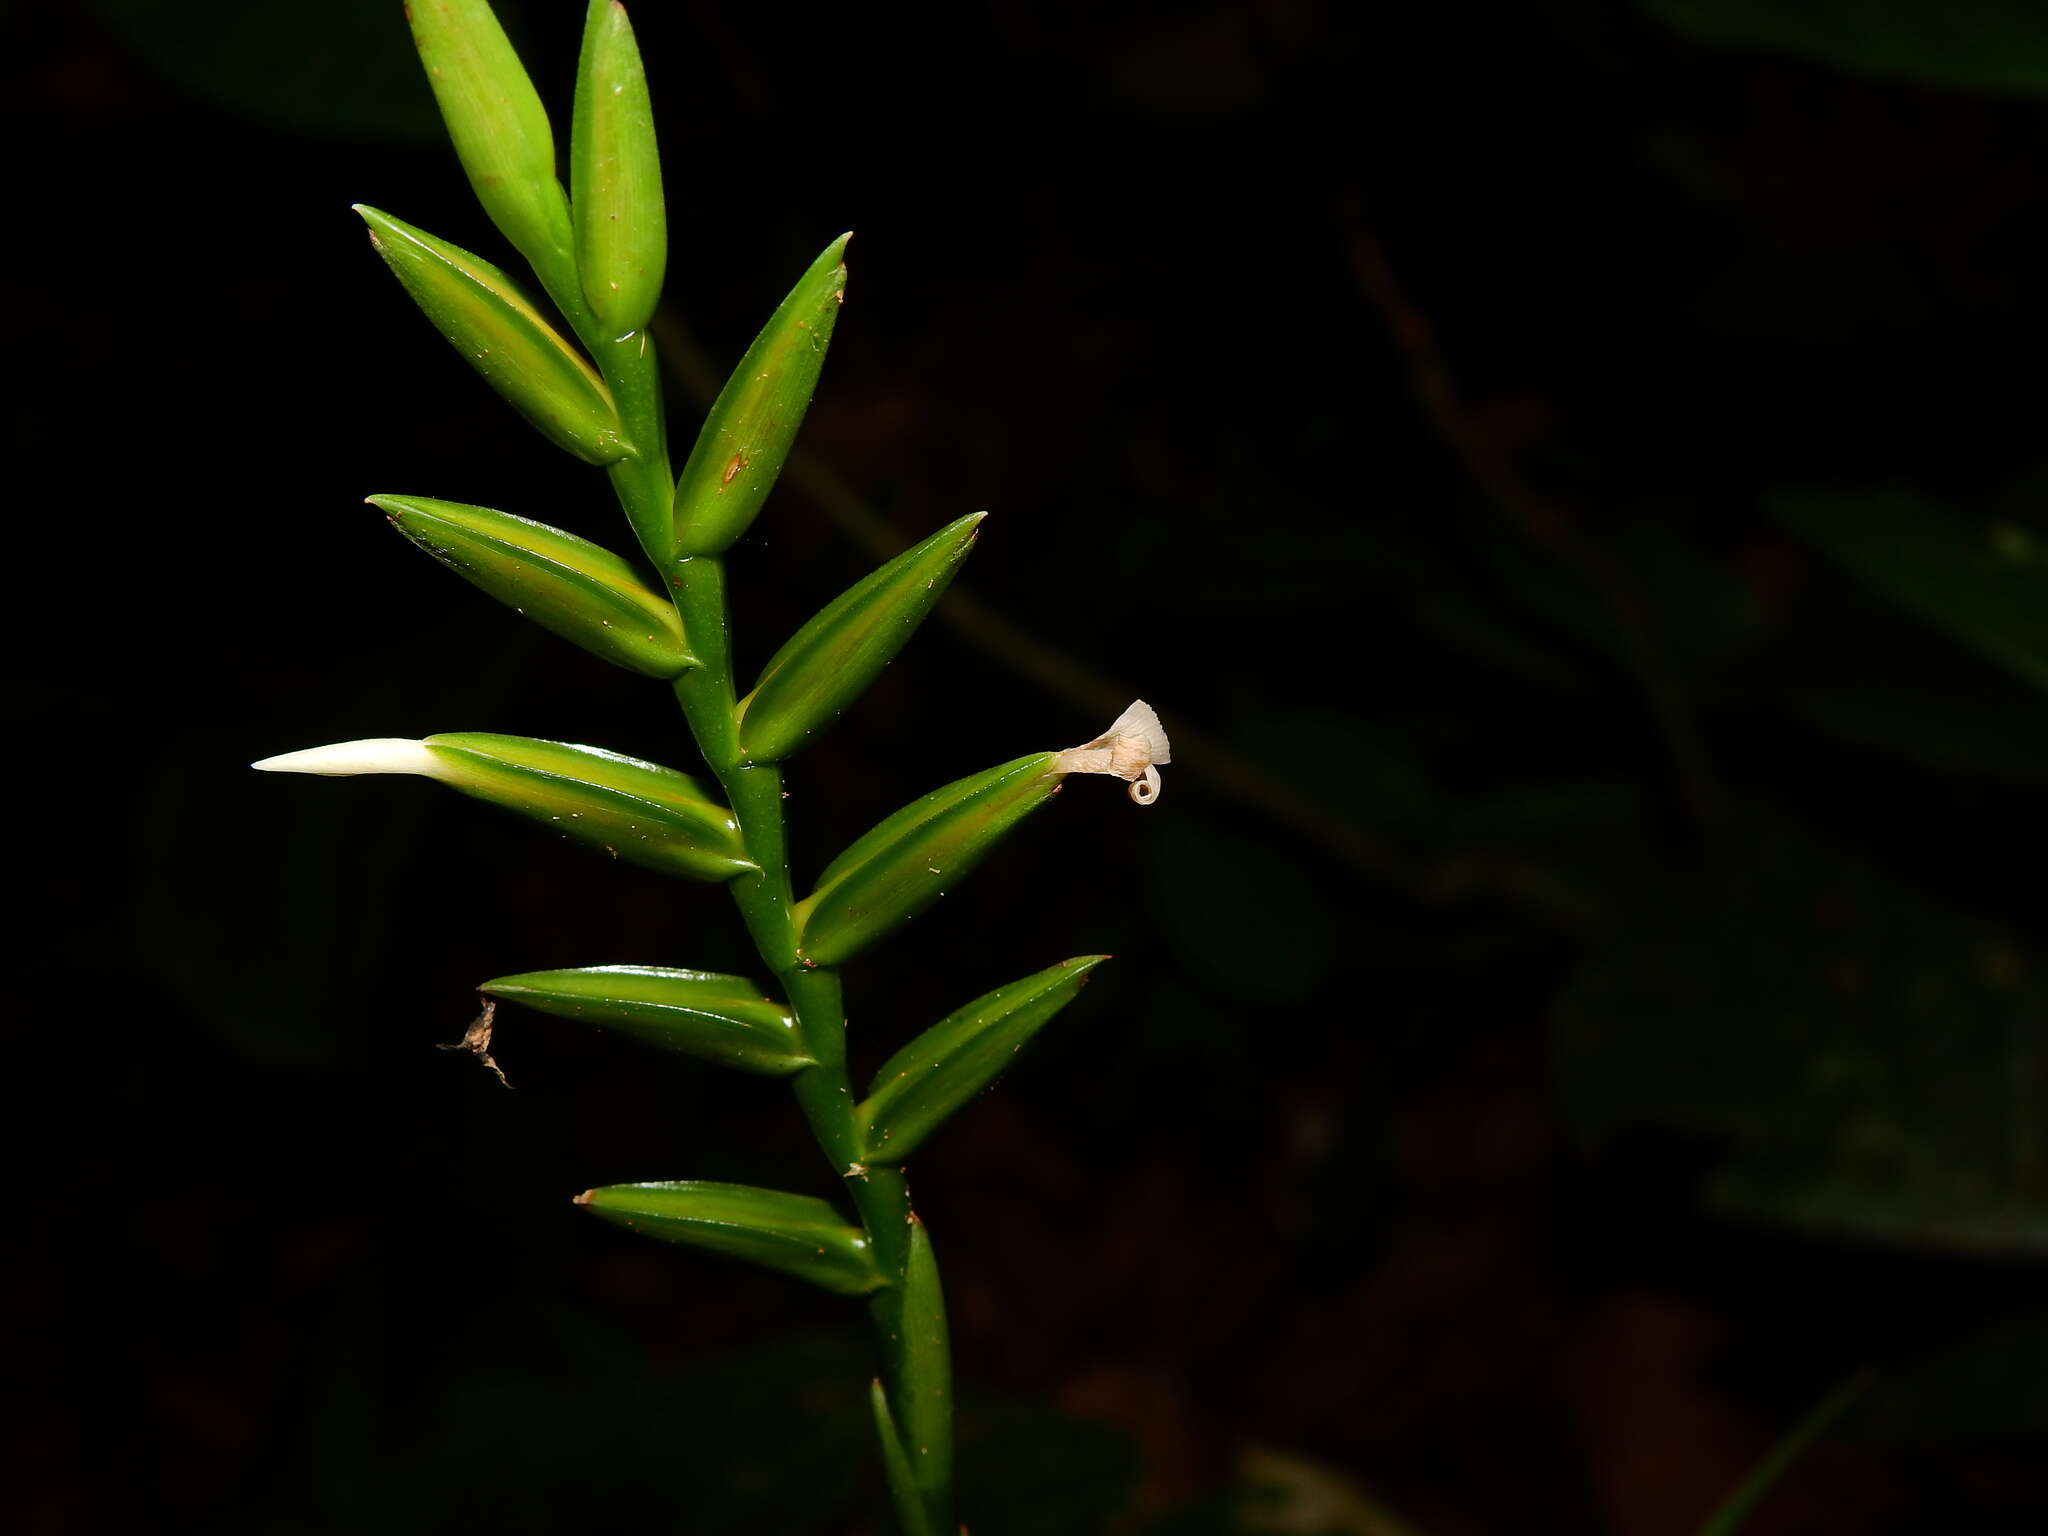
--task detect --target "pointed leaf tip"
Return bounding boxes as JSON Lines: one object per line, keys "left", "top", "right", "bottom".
{"left": 355, "top": 207, "right": 625, "bottom": 464}
{"left": 372, "top": 494, "right": 692, "bottom": 677}
{"left": 571, "top": 0, "right": 667, "bottom": 333}
{"left": 870, "top": 1381, "right": 939, "bottom": 1536}
{"left": 405, "top": 0, "right": 576, "bottom": 291}
{"left": 738, "top": 511, "right": 988, "bottom": 762}
{"left": 857, "top": 956, "right": 1109, "bottom": 1163}
{"left": 897, "top": 1220, "right": 955, "bottom": 1525}
{"left": 579, "top": 1180, "right": 885, "bottom": 1295}
{"left": 795, "top": 753, "right": 1063, "bottom": 966}
{"left": 482, "top": 965, "right": 809, "bottom": 1075}
{"left": 671, "top": 236, "right": 852, "bottom": 555}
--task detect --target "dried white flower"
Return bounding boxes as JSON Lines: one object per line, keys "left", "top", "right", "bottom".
{"left": 1051, "top": 699, "right": 1172, "bottom": 805}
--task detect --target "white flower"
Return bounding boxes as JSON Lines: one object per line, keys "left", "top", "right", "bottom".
{"left": 250, "top": 738, "right": 445, "bottom": 778}
{"left": 1050, "top": 700, "right": 1172, "bottom": 805}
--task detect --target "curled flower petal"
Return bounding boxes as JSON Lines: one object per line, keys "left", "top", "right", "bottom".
{"left": 1050, "top": 700, "right": 1170, "bottom": 805}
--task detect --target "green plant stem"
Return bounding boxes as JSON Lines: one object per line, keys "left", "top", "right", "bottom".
{"left": 463, "top": 71, "right": 951, "bottom": 1536}
{"left": 595, "top": 328, "right": 677, "bottom": 579}
{"left": 1695, "top": 1369, "right": 1873, "bottom": 1536}
{"left": 665, "top": 531, "right": 953, "bottom": 1536}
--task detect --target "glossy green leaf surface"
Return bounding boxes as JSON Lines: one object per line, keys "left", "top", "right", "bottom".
{"left": 576, "top": 1180, "right": 885, "bottom": 1295}
{"left": 424, "top": 732, "right": 753, "bottom": 881}
{"left": 671, "top": 235, "right": 850, "bottom": 556}
{"left": 858, "top": 956, "right": 1108, "bottom": 1164}
{"left": 794, "top": 753, "right": 1060, "bottom": 967}
{"left": 480, "top": 965, "right": 810, "bottom": 1074}
{"left": 868, "top": 1380, "right": 938, "bottom": 1536}
{"left": 897, "top": 1220, "right": 954, "bottom": 1529}
{"left": 571, "top": 0, "right": 665, "bottom": 336}
{"left": 356, "top": 205, "right": 627, "bottom": 464}
{"left": 373, "top": 494, "right": 690, "bottom": 676}
{"left": 1780, "top": 490, "right": 2048, "bottom": 692}
{"left": 737, "top": 513, "right": 985, "bottom": 763}
{"left": 405, "top": 0, "right": 576, "bottom": 289}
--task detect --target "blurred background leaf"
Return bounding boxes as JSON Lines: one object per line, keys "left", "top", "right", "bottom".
{"left": 1559, "top": 799, "right": 2048, "bottom": 1253}
{"left": 1647, "top": 0, "right": 2048, "bottom": 95}
{"left": 1780, "top": 489, "right": 2048, "bottom": 691}
{"left": 83, "top": 0, "right": 446, "bottom": 135}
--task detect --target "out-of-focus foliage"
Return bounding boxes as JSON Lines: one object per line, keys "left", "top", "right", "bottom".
{"left": 84, "top": 0, "right": 443, "bottom": 133}
{"left": 1649, "top": 0, "right": 2048, "bottom": 95}
{"left": 1781, "top": 491, "right": 2048, "bottom": 691}
{"left": 1560, "top": 799, "right": 2048, "bottom": 1254}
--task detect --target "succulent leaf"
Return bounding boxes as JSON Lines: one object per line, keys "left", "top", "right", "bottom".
{"left": 857, "top": 956, "right": 1108, "bottom": 1163}
{"left": 868, "top": 1382, "right": 938, "bottom": 1536}
{"left": 356, "top": 205, "right": 627, "bottom": 464}
{"left": 571, "top": 0, "right": 666, "bottom": 335}
{"left": 737, "top": 513, "right": 985, "bottom": 763}
{"left": 480, "top": 965, "right": 810, "bottom": 1074}
{"left": 794, "top": 754, "right": 1061, "bottom": 967}
{"left": 405, "top": 0, "right": 577, "bottom": 298}
{"left": 374, "top": 494, "right": 690, "bottom": 676}
{"left": 897, "top": 1219, "right": 954, "bottom": 1529}
{"left": 252, "top": 733, "right": 752, "bottom": 882}
{"left": 576, "top": 1180, "right": 886, "bottom": 1295}
{"left": 671, "top": 235, "right": 850, "bottom": 556}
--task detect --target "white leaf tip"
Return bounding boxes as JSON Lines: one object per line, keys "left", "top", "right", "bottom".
{"left": 250, "top": 738, "right": 442, "bottom": 778}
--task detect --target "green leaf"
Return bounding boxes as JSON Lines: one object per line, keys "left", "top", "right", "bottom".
{"left": 373, "top": 494, "right": 691, "bottom": 676}
{"left": 424, "top": 732, "right": 750, "bottom": 880}
{"left": 356, "top": 205, "right": 627, "bottom": 465}
{"left": 1780, "top": 490, "right": 2048, "bottom": 692}
{"left": 858, "top": 956, "right": 1108, "bottom": 1164}
{"left": 794, "top": 754, "right": 1062, "bottom": 968}
{"left": 869, "top": 1380, "right": 939, "bottom": 1536}
{"left": 738, "top": 513, "right": 985, "bottom": 763}
{"left": 251, "top": 733, "right": 754, "bottom": 882}
{"left": 576, "top": 1181, "right": 885, "bottom": 1295}
{"left": 571, "top": 0, "right": 666, "bottom": 336}
{"left": 672, "top": 235, "right": 850, "bottom": 556}
{"left": 896, "top": 1219, "right": 954, "bottom": 1529}
{"left": 1648, "top": 0, "right": 2048, "bottom": 97}
{"left": 479, "top": 965, "right": 812, "bottom": 1074}
{"left": 405, "top": 0, "right": 577, "bottom": 292}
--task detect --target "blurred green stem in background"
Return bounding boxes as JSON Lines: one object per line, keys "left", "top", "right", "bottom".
{"left": 1696, "top": 1370, "right": 1874, "bottom": 1535}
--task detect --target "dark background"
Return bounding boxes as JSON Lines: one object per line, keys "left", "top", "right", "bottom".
{"left": 12, "top": 0, "right": 2048, "bottom": 1531}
